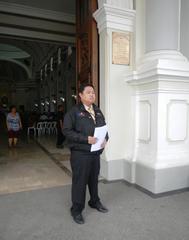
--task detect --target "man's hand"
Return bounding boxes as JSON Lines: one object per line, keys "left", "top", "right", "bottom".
{"left": 88, "top": 136, "right": 98, "bottom": 144}
{"left": 101, "top": 139, "right": 107, "bottom": 149}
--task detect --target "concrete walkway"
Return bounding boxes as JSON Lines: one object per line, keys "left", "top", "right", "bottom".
{"left": 0, "top": 181, "right": 189, "bottom": 240}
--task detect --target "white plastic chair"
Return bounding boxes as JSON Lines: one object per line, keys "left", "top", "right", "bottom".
{"left": 45, "top": 121, "right": 52, "bottom": 135}
{"left": 27, "top": 123, "right": 36, "bottom": 136}
{"left": 36, "top": 122, "right": 43, "bottom": 136}
{"left": 51, "top": 121, "right": 57, "bottom": 135}
{"left": 41, "top": 121, "right": 47, "bottom": 135}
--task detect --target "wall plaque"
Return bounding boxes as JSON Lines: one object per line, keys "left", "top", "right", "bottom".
{"left": 112, "top": 32, "right": 131, "bottom": 65}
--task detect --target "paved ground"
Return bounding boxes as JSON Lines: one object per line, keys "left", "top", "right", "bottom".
{"left": 1, "top": 128, "right": 189, "bottom": 240}
{"left": 0, "top": 181, "right": 189, "bottom": 240}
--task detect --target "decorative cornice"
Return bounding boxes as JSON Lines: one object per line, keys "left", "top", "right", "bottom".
{"left": 98, "top": 0, "right": 133, "bottom": 10}
{"left": 125, "top": 50, "right": 189, "bottom": 86}
{"left": 0, "top": 1, "right": 75, "bottom": 24}
{"left": 93, "top": 3, "right": 136, "bottom": 33}
{"left": 135, "top": 89, "right": 189, "bottom": 96}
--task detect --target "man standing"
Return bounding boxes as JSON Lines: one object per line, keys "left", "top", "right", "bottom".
{"left": 63, "top": 83, "right": 108, "bottom": 224}
{"left": 56, "top": 105, "right": 65, "bottom": 148}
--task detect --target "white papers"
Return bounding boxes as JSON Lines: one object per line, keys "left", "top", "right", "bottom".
{"left": 91, "top": 125, "right": 108, "bottom": 152}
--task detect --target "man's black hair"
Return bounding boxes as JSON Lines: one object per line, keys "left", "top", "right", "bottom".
{"left": 78, "top": 83, "right": 94, "bottom": 94}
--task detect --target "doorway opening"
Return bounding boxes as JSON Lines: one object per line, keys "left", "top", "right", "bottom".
{"left": 0, "top": 37, "right": 76, "bottom": 194}
{"left": 0, "top": 0, "right": 99, "bottom": 194}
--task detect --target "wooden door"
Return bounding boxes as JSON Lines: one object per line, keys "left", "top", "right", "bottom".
{"left": 76, "top": 0, "right": 99, "bottom": 104}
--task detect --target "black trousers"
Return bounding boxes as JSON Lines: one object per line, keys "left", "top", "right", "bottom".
{"left": 70, "top": 150, "right": 100, "bottom": 216}
{"left": 56, "top": 129, "right": 65, "bottom": 146}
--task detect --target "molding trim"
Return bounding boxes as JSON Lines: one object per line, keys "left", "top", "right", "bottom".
{"left": 138, "top": 100, "right": 151, "bottom": 143}
{"left": 125, "top": 50, "right": 189, "bottom": 86}
{"left": 98, "top": 0, "right": 133, "bottom": 10}
{"left": 139, "top": 50, "right": 188, "bottom": 64}
{"left": 134, "top": 88, "right": 189, "bottom": 96}
{"left": 166, "top": 100, "right": 189, "bottom": 142}
{"left": 0, "top": 1, "right": 75, "bottom": 24}
{"left": 93, "top": 3, "right": 136, "bottom": 33}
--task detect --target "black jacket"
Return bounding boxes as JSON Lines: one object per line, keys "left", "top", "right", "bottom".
{"left": 63, "top": 103, "right": 108, "bottom": 153}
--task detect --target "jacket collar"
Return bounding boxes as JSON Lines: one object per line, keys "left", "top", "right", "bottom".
{"left": 78, "top": 102, "right": 98, "bottom": 112}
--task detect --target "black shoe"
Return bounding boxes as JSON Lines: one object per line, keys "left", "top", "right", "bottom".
{"left": 72, "top": 213, "right": 85, "bottom": 224}
{"left": 88, "top": 201, "right": 108, "bottom": 213}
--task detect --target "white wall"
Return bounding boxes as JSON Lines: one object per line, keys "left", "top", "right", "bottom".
{"left": 180, "top": 0, "right": 189, "bottom": 60}
{"left": 100, "top": 30, "right": 134, "bottom": 161}
{"left": 95, "top": 1, "right": 136, "bottom": 180}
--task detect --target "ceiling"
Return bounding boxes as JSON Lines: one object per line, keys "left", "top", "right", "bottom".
{"left": 0, "top": 0, "right": 75, "bottom": 86}
{"left": 0, "top": 37, "right": 66, "bottom": 86}
{"left": 0, "top": 60, "right": 28, "bottom": 84}
{"left": 0, "top": 44, "right": 30, "bottom": 59}
{"left": 0, "top": 0, "right": 76, "bottom": 14}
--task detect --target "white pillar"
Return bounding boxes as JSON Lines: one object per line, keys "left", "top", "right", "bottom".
{"left": 126, "top": 0, "right": 189, "bottom": 193}
{"left": 94, "top": 0, "right": 136, "bottom": 180}
{"left": 146, "top": 0, "right": 180, "bottom": 52}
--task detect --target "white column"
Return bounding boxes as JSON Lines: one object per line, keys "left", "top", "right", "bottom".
{"left": 146, "top": 0, "right": 180, "bottom": 52}
{"left": 94, "top": 0, "right": 136, "bottom": 180}
{"left": 126, "top": 0, "right": 189, "bottom": 193}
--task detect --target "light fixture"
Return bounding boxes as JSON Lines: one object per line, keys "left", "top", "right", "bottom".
{"left": 41, "top": 102, "right": 45, "bottom": 106}
{"left": 40, "top": 69, "right": 43, "bottom": 81}
{"left": 68, "top": 46, "right": 72, "bottom": 56}
{"left": 34, "top": 103, "right": 39, "bottom": 107}
{"left": 50, "top": 57, "right": 53, "bottom": 71}
{"left": 58, "top": 48, "right": 61, "bottom": 65}
{"left": 45, "top": 64, "right": 47, "bottom": 77}
{"left": 52, "top": 99, "right": 56, "bottom": 104}
{"left": 60, "top": 97, "right": 65, "bottom": 102}
{"left": 72, "top": 94, "right": 77, "bottom": 99}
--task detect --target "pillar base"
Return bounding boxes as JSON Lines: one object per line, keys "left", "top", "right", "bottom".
{"left": 100, "top": 157, "right": 189, "bottom": 194}
{"left": 125, "top": 50, "right": 189, "bottom": 194}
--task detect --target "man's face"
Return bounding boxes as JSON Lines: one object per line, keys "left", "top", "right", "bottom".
{"left": 79, "top": 86, "right": 95, "bottom": 106}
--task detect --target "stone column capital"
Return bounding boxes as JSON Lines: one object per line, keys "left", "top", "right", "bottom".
{"left": 97, "top": 0, "right": 133, "bottom": 9}
{"left": 93, "top": 3, "right": 135, "bottom": 33}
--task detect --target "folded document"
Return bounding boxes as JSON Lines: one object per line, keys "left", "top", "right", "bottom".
{"left": 91, "top": 125, "right": 108, "bottom": 152}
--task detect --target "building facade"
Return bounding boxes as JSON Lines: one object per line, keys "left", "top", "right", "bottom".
{"left": 1, "top": 0, "right": 189, "bottom": 194}
{"left": 95, "top": 0, "right": 189, "bottom": 194}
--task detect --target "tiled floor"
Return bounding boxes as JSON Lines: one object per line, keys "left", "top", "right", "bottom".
{"left": 37, "top": 135, "right": 103, "bottom": 178}
{"left": 0, "top": 134, "right": 71, "bottom": 195}
{"left": 37, "top": 135, "right": 72, "bottom": 173}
